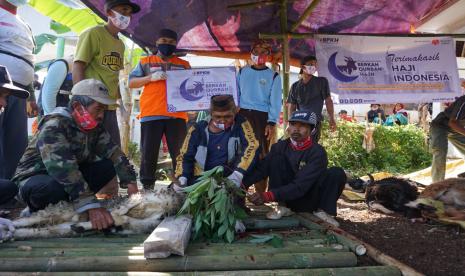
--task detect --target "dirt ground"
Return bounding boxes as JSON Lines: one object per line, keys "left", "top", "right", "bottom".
{"left": 336, "top": 198, "right": 465, "bottom": 276}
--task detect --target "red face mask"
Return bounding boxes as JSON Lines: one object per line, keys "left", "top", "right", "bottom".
{"left": 72, "top": 104, "right": 98, "bottom": 131}
{"left": 251, "top": 53, "right": 268, "bottom": 65}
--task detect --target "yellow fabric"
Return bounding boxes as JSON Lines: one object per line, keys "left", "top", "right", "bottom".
{"left": 237, "top": 120, "right": 259, "bottom": 172}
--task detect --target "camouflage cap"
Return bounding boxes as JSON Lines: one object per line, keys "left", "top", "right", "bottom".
{"left": 71, "top": 79, "right": 116, "bottom": 106}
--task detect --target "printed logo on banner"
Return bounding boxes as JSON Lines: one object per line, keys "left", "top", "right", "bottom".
{"left": 179, "top": 78, "right": 205, "bottom": 101}
{"left": 328, "top": 52, "right": 359, "bottom": 82}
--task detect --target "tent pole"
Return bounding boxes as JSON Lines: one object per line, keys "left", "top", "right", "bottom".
{"left": 280, "top": 0, "right": 290, "bottom": 126}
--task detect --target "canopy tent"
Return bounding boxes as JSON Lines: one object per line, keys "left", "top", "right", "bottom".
{"left": 78, "top": 0, "right": 456, "bottom": 60}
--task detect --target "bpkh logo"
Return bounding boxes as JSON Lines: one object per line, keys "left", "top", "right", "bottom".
{"left": 328, "top": 52, "right": 359, "bottom": 82}
{"left": 180, "top": 78, "right": 205, "bottom": 101}
{"left": 320, "top": 37, "right": 339, "bottom": 44}
{"left": 102, "top": 52, "right": 122, "bottom": 71}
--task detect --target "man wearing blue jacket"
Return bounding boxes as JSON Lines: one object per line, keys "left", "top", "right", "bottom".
{"left": 237, "top": 39, "right": 282, "bottom": 192}
{"left": 174, "top": 94, "right": 259, "bottom": 188}
{"left": 244, "top": 111, "right": 346, "bottom": 226}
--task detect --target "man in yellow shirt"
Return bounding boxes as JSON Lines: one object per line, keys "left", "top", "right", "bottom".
{"left": 73, "top": 0, "right": 140, "bottom": 146}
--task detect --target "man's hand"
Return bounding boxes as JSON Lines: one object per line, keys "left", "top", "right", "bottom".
{"left": 26, "top": 100, "right": 39, "bottom": 118}
{"left": 247, "top": 192, "right": 264, "bottom": 206}
{"left": 127, "top": 183, "right": 139, "bottom": 196}
{"left": 329, "top": 118, "right": 337, "bottom": 132}
{"left": 88, "top": 208, "right": 114, "bottom": 230}
{"left": 265, "top": 124, "right": 276, "bottom": 141}
{"left": 151, "top": 71, "right": 167, "bottom": 82}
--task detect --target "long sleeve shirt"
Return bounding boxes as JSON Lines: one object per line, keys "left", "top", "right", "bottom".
{"left": 237, "top": 66, "right": 282, "bottom": 123}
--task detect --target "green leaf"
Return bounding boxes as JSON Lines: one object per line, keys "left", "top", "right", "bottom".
{"left": 226, "top": 229, "right": 235, "bottom": 243}
{"left": 228, "top": 213, "right": 235, "bottom": 226}
{"left": 218, "top": 223, "right": 228, "bottom": 236}
{"left": 234, "top": 206, "right": 248, "bottom": 220}
{"left": 269, "top": 236, "right": 284, "bottom": 248}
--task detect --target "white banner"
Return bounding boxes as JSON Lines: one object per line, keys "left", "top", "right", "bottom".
{"left": 166, "top": 66, "right": 238, "bottom": 112}
{"left": 316, "top": 35, "right": 461, "bottom": 104}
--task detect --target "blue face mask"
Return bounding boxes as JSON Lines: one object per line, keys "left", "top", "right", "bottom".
{"left": 157, "top": 44, "right": 176, "bottom": 57}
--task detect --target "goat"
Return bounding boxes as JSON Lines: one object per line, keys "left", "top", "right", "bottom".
{"left": 406, "top": 178, "right": 465, "bottom": 221}
{"left": 0, "top": 186, "right": 182, "bottom": 242}
{"left": 364, "top": 175, "right": 419, "bottom": 215}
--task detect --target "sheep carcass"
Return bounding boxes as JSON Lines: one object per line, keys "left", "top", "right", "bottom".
{"left": 365, "top": 175, "right": 419, "bottom": 215}
{"left": 406, "top": 178, "right": 465, "bottom": 221}
{"left": 0, "top": 186, "right": 182, "bottom": 241}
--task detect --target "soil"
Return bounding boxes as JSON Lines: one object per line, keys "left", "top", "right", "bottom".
{"left": 336, "top": 198, "right": 465, "bottom": 276}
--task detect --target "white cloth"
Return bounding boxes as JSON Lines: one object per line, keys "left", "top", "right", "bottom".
{"left": 0, "top": 7, "right": 34, "bottom": 86}
{"left": 227, "top": 170, "right": 243, "bottom": 187}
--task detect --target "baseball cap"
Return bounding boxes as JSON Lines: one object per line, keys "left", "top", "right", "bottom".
{"left": 288, "top": 111, "right": 317, "bottom": 126}
{"left": 71, "top": 79, "right": 116, "bottom": 106}
{"left": 105, "top": 0, "right": 140, "bottom": 14}
{"left": 0, "top": 66, "right": 29, "bottom": 99}
{"left": 159, "top": 29, "right": 178, "bottom": 41}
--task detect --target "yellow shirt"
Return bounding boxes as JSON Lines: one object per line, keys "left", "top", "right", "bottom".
{"left": 74, "top": 25, "right": 124, "bottom": 110}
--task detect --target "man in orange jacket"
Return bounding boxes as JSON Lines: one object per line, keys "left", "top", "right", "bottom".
{"left": 129, "top": 29, "right": 190, "bottom": 190}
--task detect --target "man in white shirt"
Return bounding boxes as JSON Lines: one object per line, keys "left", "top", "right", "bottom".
{"left": 0, "top": 0, "right": 38, "bottom": 179}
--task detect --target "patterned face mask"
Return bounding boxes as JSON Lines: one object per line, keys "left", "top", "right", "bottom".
{"left": 110, "top": 10, "right": 131, "bottom": 30}
{"left": 251, "top": 53, "right": 268, "bottom": 66}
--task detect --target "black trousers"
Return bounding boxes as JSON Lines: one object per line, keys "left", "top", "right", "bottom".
{"left": 140, "top": 119, "right": 187, "bottom": 189}
{"left": 19, "top": 159, "right": 116, "bottom": 212}
{"left": 0, "top": 179, "right": 18, "bottom": 205}
{"left": 0, "top": 96, "right": 28, "bottom": 179}
{"left": 268, "top": 154, "right": 346, "bottom": 215}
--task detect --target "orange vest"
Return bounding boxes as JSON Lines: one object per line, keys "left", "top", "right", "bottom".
{"left": 138, "top": 55, "right": 189, "bottom": 120}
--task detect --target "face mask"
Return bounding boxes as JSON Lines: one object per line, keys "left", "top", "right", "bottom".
{"left": 213, "top": 121, "right": 232, "bottom": 131}
{"left": 72, "top": 104, "right": 98, "bottom": 131}
{"left": 109, "top": 10, "right": 131, "bottom": 30}
{"left": 6, "top": 0, "right": 29, "bottom": 6}
{"left": 251, "top": 53, "right": 268, "bottom": 66}
{"left": 304, "top": 65, "right": 317, "bottom": 75}
{"left": 157, "top": 44, "right": 176, "bottom": 57}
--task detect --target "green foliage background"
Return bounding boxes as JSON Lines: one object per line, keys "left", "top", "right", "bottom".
{"left": 319, "top": 122, "right": 432, "bottom": 177}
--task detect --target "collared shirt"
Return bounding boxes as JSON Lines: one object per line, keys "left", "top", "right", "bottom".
{"left": 287, "top": 77, "right": 330, "bottom": 120}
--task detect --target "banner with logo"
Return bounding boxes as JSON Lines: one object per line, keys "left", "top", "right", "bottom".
{"left": 316, "top": 35, "right": 461, "bottom": 104}
{"left": 166, "top": 66, "right": 238, "bottom": 112}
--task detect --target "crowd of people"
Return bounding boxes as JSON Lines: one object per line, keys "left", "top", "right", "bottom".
{"left": 0, "top": 0, "right": 464, "bottom": 232}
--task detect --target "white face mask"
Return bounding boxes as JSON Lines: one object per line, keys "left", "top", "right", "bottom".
{"left": 213, "top": 121, "right": 226, "bottom": 130}
{"left": 304, "top": 65, "right": 317, "bottom": 75}
{"left": 6, "top": 0, "right": 29, "bottom": 6}
{"left": 110, "top": 10, "right": 131, "bottom": 30}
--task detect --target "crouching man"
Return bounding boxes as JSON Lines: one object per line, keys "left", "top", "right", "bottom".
{"left": 12, "top": 79, "right": 138, "bottom": 230}
{"left": 174, "top": 94, "right": 259, "bottom": 189}
{"left": 244, "top": 111, "right": 346, "bottom": 226}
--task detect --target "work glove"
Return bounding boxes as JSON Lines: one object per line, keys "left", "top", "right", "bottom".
{"left": 0, "top": 217, "right": 15, "bottom": 242}
{"left": 227, "top": 170, "right": 243, "bottom": 188}
{"left": 151, "top": 71, "right": 167, "bottom": 82}
{"left": 172, "top": 176, "right": 187, "bottom": 194}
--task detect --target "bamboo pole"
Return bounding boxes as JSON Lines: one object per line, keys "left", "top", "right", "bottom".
{"left": 243, "top": 216, "right": 299, "bottom": 229}
{"left": 290, "top": 0, "right": 321, "bottom": 32}
{"left": 0, "top": 252, "right": 357, "bottom": 272}
{"left": 227, "top": 0, "right": 298, "bottom": 10}
{"left": 260, "top": 32, "right": 465, "bottom": 39}
{"left": 295, "top": 213, "right": 424, "bottom": 276}
{"left": 280, "top": 0, "right": 290, "bottom": 126}
{"left": 295, "top": 214, "right": 367, "bottom": 256}
{"left": 0, "top": 243, "right": 347, "bottom": 258}
{"left": 1, "top": 266, "right": 402, "bottom": 275}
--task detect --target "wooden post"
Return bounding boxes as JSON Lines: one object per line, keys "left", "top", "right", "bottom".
{"left": 280, "top": 0, "right": 290, "bottom": 127}
{"left": 120, "top": 42, "right": 135, "bottom": 155}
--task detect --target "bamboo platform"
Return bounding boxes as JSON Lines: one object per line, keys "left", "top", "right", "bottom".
{"left": 0, "top": 208, "right": 409, "bottom": 275}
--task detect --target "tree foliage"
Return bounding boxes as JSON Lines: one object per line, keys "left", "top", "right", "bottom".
{"left": 320, "top": 121, "right": 431, "bottom": 177}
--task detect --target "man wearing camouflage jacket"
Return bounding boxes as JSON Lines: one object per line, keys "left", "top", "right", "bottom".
{"left": 12, "top": 79, "right": 138, "bottom": 230}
